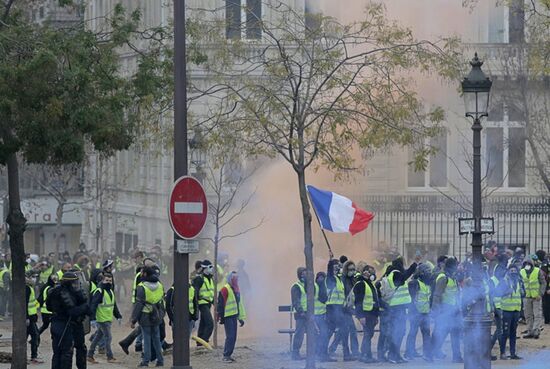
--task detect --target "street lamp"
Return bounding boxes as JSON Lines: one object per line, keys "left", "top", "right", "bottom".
{"left": 461, "top": 53, "right": 492, "bottom": 369}
{"left": 188, "top": 129, "right": 206, "bottom": 183}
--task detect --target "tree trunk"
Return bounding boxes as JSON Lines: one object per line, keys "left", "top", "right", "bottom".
{"left": 213, "top": 230, "right": 219, "bottom": 348}
{"left": 297, "top": 169, "right": 316, "bottom": 369}
{"left": 54, "top": 201, "right": 64, "bottom": 267}
{"left": 526, "top": 135, "right": 550, "bottom": 193}
{"left": 6, "top": 154, "right": 28, "bottom": 369}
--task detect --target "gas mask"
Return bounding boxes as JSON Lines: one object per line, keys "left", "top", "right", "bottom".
{"left": 524, "top": 264, "right": 532, "bottom": 271}
{"left": 347, "top": 269, "right": 356, "bottom": 277}
{"left": 369, "top": 274, "right": 376, "bottom": 282}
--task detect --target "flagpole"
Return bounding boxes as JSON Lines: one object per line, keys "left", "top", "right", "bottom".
{"left": 307, "top": 190, "right": 335, "bottom": 259}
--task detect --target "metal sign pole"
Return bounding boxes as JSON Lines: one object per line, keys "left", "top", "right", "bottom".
{"left": 173, "top": 0, "right": 191, "bottom": 368}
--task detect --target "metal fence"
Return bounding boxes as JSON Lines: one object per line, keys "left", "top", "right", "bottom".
{"left": 356, "top": 195, "right": 550, "bottom": 260}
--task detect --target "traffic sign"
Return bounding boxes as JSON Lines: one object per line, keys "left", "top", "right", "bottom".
{"left": 169, "top": 176, "right": 208, "bottom": 239}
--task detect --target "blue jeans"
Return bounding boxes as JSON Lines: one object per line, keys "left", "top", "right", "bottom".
{"left": 88, "top": 322, "right": 113, "bottom": 359}
{"left": 223, "top": 316, "right": 238, "bottom": 358}
{"left": 141, "top": 325, "right": 163, "bottom": 365}
{"left": 500, "top": 310, "right": 520, "bottom": 356}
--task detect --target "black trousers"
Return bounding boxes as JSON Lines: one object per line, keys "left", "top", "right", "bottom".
{"left": 326, "top": 305, "right": 350, "bottom": 357}
{"left": 27, "top": 315, "right": 40, "bottom": 359}
{"left": 0, "top": 288, "right": 7, "bottom": 317}
{"left": 40, "top": 313, "right": 52, "bottom": 335}
{"left": 292, "top": 316, "right": 306, "bottom": 353}
{"left": 360, "top": 313, "right": 378, "bottom": 359}
{"left": 432, "top": 308, "right": 461, "bottom": 360}
{"left": 491, "top": 309, "right": 504, "bottom": 352}
{"left": 197, "top": 304, "right": 214, "bottom": 343}
{"left": 51, "top": 320, "right": 86, "bottom": 369}
{"left": 377, "top": 310, "right": 391, "bottom": 360}
{"left": 313, "top": 314, "right": 329, "bottom": 357}
{"left": 72, "top": 322, "right": 87, "bottom": 369}
{"left": 543, "top": 292, "right": 550, "bottom": 324}
{"left": 388, "top": 305, "right": 407, "bottom": 359}
{"left": 500, "top": 310, "right": 519, "bottom": 356}
{"left": 223, "top": 316, "right": 238, "bottom": 358}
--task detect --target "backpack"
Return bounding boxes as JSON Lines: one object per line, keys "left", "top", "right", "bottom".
{"left": 379, "top": 274, "right": 397, "bottom": 303}
{"left": 147, "top": 301, "right": 166, "bottom": 325}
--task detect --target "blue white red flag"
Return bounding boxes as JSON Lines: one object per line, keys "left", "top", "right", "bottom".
{"left": 306, "top": 185, "right": 375, "bottom": 235}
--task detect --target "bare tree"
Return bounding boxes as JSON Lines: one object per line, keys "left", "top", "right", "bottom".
{"left": 200, "top": 151, "right": 263, "bottom": 347}
{"left": 193, "top": 2, "right": 460, "bottom": 367}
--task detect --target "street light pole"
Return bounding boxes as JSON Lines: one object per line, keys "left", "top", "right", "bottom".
{"left": 173, "top": 1, "right": 192, "bottom": 369}
{"left": 462, "top": 53, "right": 492, "bottom": 369}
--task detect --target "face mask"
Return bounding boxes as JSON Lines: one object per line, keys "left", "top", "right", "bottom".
{"left": 369, "top": 275, "right": 376, "bottom": 282}
{"left": 103, "top": 283, "right": 112, "bottom": 289}
{"left": 299, "top": 276, "right": 306, "bottom": 283}
{"left": 70, "top": 282, "right": 80, "bottom": 290}
{"left": 348, "top": 270, "right": 356, "bottom": 277}
{"left": 202, "top": 265, "right": 213, "bottom": 275}
{"left": 525, "top": 264, "right": 532, "bottom": 271}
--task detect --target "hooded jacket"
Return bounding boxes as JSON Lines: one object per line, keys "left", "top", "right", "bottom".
{"left": 131, "top": 274, "right": 163, "bottom": 326}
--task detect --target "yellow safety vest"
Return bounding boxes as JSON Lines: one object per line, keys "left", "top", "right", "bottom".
{"left": 415, "top": 279, "right": 431, "bottom": 314}
{"left": 361, "top": 281, "right": 374, "bottom": 312}
{"left": 139, "top": 282, "right": 164, "bottom": 313}
{"left": 132, "top": 273, "right": 140, "bottom": 304}
{"left": 223, "top": 284, "right": 246, "bottom": 320}
{"left": 189, "top": 286, "right": 195, "bottom": 315}
{"left": 0, "top": 269, "right": 9, "bottom": 289}
{"left": 27, "top": 286, "right": 38, "bottom": 316}
{"left": 436, "top": 273, "right": 458, "bottom": 306}
{"left": 520, "top": 268, "right": 541, "bottom": 298}
{"left": 198, "top": 277, "right": 214, "bottom": 305}
{"left": 501, "top": 279, "right": 521, "bottom": 312}
{"left": 293, "top": 281, "right": 307, "bottom": 312}
{"left": 326, "top": 277, "right": 345, "bottom": 305}
{"left": 314, "top": 282, "right": 326, "bottom": 315}
{"left": 169, "top": 286, "right": 196, "bottom": 315}
{"left": 41, "top": 286, "right": 52, "bottom": 314}
{"left": 388, "top": 270, "right": 412, "bottom": 306}
{"left": 491, "top": 276, "right": 501, "bottom": 310}
{"left": 39, "top": 266, "right": 54, "bottom": 284}
{"left": 56, "top": 270, "right": 64, "bottom": 280}
{"left": 96, "top": 289, "right": 116, "bottom": 323}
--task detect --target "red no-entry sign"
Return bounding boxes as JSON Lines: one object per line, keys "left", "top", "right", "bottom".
{"left": 169, "top": 176, "right": 208, "bottom": 239}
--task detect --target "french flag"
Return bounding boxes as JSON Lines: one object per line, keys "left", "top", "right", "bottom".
{"left": 307, "top": 185, "right": 374, "bottom": 235}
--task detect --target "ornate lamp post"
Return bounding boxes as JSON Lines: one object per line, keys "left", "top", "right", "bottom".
{"left": 461, "top": 53, "right": 493, "bottom": 369}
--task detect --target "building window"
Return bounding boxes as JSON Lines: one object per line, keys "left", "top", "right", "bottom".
{"left": 226, "top": 0, "right": 261, "bottom": 40}
{"left": 226, "top": 0, "right": 241, "bottom": 40}
{"left": 508, "top": 0, "right": 524, "bottom": 43}
{"left": 484, "top": 101, "right": 526, "bottom": 188}
{"left": 246, "top": 0, "right": 262, "bottom": 39}
{"left": 39, "top": 6, "right": 44, "bottom": 19}
{"left": 407, "top": 132, "right": 448, "bottom": 188}
{"left": 488, "top": 1, "right": 507, "bottom": 43}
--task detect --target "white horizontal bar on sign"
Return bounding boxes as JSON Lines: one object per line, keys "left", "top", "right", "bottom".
{"left": 174, "top": 202, "right": 203, "bottom": 214}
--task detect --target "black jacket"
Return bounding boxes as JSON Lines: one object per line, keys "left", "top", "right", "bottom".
{"left": 165, "top": 284, "right": 198, "bottom": 323}
{"left": 354, "top": 278, "right": 380, "bottom": 318}
{"left": 192, "top": 274, "right": 213, "bottom": 304}
{"left": 90, "top": 286, "right": 122, "bottom": 321}
{"left": 46, "top": 284, "right": 90, "bottom": 323}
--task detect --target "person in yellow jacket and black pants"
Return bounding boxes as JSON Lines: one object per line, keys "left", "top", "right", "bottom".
{"left": 217, "top": 271, "right": 246, "bottom": 363}
{"left": 497, "top": 264, "right": 524, "bottom": 360}
{"left": 192, "top": 260, "right": 215, "bottom": 346}
{"left": 26, "top": 276, "right": 43, "bottom": 364}
{"left": 37, "top": 274, "right": 58, "bottom": 335}
{"left": 353, "top": 265, "right": 380, "bottom": 363}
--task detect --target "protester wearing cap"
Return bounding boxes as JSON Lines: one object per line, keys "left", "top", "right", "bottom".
{"left": 192, "top": 259, "right": 215, "bottom": 346}
{"left": 521, "top": 255, "right": 545, "bottom": 339}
